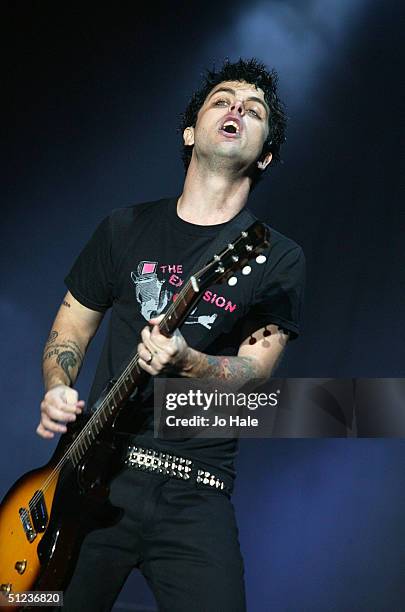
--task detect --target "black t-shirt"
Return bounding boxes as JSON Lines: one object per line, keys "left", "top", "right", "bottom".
{"left": 64, "top": 196, "right": 305, "bottom": 481}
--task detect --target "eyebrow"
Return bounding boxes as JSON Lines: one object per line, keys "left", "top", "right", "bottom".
{"left": 207, "top": 87, "right": 269, "bottom": 115}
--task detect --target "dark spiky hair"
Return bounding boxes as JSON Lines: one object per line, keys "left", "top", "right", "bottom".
{"left": 178, "top": 57, "right": 287, "bottom": 189}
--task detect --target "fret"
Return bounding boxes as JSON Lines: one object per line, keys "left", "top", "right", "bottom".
{"left": 74, "top": 445, "right": 81, "bottom": 463}
{"left": 70, "top": 447, "right": 78, "bottom": 466}
{"left": 93, "top": 418, "right": 100, "bottom": 435}
{"left": 109, "top": 392, "right": 117, "bottom": 409}
{"left": 58, "top": 221, "right": 269, "bottom": 489}
{"left": 76, "top": 439, "right": 85, "bottom": 458}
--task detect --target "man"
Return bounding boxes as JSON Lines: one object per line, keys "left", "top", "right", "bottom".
{"left": 37, "top": 58, "right": 305, "bottom": 611}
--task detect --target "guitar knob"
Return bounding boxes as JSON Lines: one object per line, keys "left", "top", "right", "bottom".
{"left": 0, "top": 584, "right": 12, "bottom": 594}
{"left": 256, "top": 255, "right": 266, "bottom": 264}
{"left": 228, "top": 276, "right": 238, "bottom": 286}
{"left": 15, "top": 560, "right": 27, "bottom": 575}
{"left": 242, "top": 266, "right": 251, "bottom": 275}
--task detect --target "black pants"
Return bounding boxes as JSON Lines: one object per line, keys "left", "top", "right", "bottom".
{"left": 62, "top": 467, "right": 246, "bottom": 612}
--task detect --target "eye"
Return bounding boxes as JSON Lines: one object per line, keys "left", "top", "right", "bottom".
{"left": 214, "top": 98, "right": 228, "bottom": 106}
{"left": 248, "top": 109, "right": 261, "bottom": 119}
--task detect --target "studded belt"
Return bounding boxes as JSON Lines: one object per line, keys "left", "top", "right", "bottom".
{"left": 124, "top": 445, "right": 232, "bottom": 496}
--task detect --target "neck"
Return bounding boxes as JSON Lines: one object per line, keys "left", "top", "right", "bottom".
{"left": 177, "top": 156, "right": 252, "bottom": 225}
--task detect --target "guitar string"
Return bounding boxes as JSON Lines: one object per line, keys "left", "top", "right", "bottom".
{"left": 28, "top": 237, "right": 258, "bottom": 508}
{"left": 27, "top": 275, "right": 199, "bottom": 508}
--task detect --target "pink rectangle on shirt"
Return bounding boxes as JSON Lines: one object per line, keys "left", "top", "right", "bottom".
{"left": 142, "top": 262, "right": 156, "bottom": 274}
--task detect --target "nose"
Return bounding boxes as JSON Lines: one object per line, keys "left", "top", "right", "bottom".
{"left": 229, "top": 99, "right": 245, "bottom": 115}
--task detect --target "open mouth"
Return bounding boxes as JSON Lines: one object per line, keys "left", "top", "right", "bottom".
{"left": 219, "top": 120, "right": 241, "bottom": 138}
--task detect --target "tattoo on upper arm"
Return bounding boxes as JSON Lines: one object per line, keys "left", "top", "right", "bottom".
{"left": 196, "top": 355, "right": 261, "bottom": 381}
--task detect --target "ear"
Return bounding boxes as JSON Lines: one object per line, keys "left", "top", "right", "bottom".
{"left": 183, "top": 127, "right": 195, "bottom": 146}
{"left": 257, "top": 152, "right": 273, "bottom": 171}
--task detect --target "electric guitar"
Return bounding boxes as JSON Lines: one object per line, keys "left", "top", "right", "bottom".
{"left": 0, "top": 221, "right": 269, "bottom": 608}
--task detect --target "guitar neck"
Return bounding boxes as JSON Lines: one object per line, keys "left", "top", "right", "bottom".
{"left": 62, "top": 220, "right": 269, "bottom": 467}
{"left": 66, "top": 276, "right": 201, "bottom": 465}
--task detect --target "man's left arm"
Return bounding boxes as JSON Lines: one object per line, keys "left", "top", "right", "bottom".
{"left": 138, "top": 319, "right": 289, "bottom": 384}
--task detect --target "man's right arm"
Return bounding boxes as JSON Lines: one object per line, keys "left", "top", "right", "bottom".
{"left": 37, "top": 290, "right": 105, "bottom": 439}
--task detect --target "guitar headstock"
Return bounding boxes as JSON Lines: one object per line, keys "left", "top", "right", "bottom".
{"left": 195, "top": 221, "right": 270, "bottom": 291}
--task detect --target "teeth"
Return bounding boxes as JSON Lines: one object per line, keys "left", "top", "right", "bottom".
{"left": 222, "top": 120, "right": 239, "bottom": 132}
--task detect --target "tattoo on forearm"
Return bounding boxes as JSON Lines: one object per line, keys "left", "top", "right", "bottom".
{"left": 62, "top": 300, "right": 71, "bottom": 308}
{"left": 43, "top": 337, "right": 84, "bottom": 386}
{"left": 43, "top": 340, "right": 83, "bottom": 361}
{"left": 193, "top": 355, "right": 261, "bottom": 381}
{"left": 56, "top": 351, "right": 77, "bottom": 385}
{"left": 46, "top": 330, "right": 58, "bottom": 345}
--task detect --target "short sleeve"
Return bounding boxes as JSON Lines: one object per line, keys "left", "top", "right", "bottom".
{"left": 245, "top": 246, "right": 306, "bottom": 340}
{"left": 64, "top": 216, "right": 114, "bottom": 312}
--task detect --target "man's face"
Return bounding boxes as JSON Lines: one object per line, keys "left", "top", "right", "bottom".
{"left": 184, "top": 80, "right": 271, "bottom": 173}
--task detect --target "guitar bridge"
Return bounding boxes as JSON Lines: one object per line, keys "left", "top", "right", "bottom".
{"left": 18, "top": 507, "right": 37, "bottom": 542}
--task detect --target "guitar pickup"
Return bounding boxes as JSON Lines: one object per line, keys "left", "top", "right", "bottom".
{"left": 29, "top": 490, "right": 48, "bottom": 532}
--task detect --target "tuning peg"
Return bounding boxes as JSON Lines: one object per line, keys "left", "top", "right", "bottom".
{"left": 256, "top": 255, "right": 266, "bottom": 264}
{"left": 241, "top": 231, "right": 248, "bottom": 237}
{"left": 242, "top": 265, "right": 251, "bottom": 275}
{"left": 228, "top": 276, "right": 238, "bottom": 286}
{"left": 231, "top": 255, "right": 239, "bottom": 262}
{"left": 216, "top": 265, "right": 225, "bottom": 273}
{"left": 245, "top": 244, "right": 253, "bottom": 252}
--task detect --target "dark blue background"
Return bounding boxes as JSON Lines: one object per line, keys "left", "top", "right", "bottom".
{"left": 2, "top": 2, "right": 404, "bottom": 610}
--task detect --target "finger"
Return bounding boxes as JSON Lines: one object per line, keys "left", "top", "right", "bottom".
{"left": 138, "top": 346, "right": 153, "bottom": 363}
{"left": 43, "top": 390, "right": 78, "bottom": 413}
{"left": 64, "top": 392, "right": 84, "bottom": 412}
{"left": 36, "top": 423, "right": 55, "bottom": 439}
{"left": 138, "top": 357, "right": 160, "bottom": 376}
{"left": 45, "top": 386, "right": 77, "bottom": 404}
{"left": 140, "top": 325, "right": 152, "bottom": 344}
{"left": 147, "top": 326, "right": 173, "bottom": 353}
{"left": 41, "top": 402, "right": 77, "bottom": 422}
{"left": 148, "top": 314, "right": 165, "bottom": 325}
{"left": 64, "top": 388, "right": 80, "bottom": 404}
{"left": 40, "top": 414, "right": 68, "bottom": 434}
{"left": 141, "top": 333, "right": 164, "bottom": 357}
{"left": 50, "top": 398, "right": 81, "bottom": 415}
